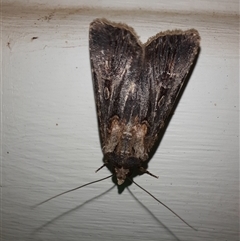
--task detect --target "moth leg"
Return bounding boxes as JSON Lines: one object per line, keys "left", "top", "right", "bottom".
{"left": 95, "top": 164, "right": 106, "bottom": 173}
{"left": 139, "top": 167, "right": 159, "bottom": 179}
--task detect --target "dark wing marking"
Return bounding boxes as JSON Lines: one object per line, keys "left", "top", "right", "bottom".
{"left": 142, "top": 30, "right": 200, "bottom": 151}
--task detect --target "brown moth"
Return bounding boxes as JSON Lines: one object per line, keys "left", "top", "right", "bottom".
{"left": 89, "top": 18, "right": 200, "bottom": 185}
{"left": 38, "top": 19, "right": 200, "bottom": 229}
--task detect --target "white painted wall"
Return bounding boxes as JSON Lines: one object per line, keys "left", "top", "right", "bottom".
{"left": 2, "top": 1, "right": 239, "bottom": 241}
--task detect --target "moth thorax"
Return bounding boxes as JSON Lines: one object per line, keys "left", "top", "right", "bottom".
{"left": 114, "top": 167, "right": 129, "bottom": 185}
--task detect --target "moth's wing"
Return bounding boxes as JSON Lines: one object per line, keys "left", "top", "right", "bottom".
{"left": 141, "top": 30, "right": 200, "bottom": 152}
{"left": 89, "top": 19, "right": 144, "bottom": 148}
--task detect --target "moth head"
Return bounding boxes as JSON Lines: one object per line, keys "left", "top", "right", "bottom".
{"left": 114, "top": 167, "right": 130, "bottom": 185}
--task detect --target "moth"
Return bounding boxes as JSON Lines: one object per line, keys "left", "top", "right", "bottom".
{"left": 38, "top": 19, "right": 200, "bottom": 229}
{"left": 89, "top": 18, "right": 200, "bottom": 185}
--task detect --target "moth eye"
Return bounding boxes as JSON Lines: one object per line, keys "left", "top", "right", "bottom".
{"left": 104, "top": 87, "right": 110, "bottom": 100}
{"left": 158, "top": 95, "right": 165, "bottom": 108}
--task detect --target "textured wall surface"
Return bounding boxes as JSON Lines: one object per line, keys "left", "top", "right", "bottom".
{"left": 2, "top": 1, "right": 239, "bottom": 241}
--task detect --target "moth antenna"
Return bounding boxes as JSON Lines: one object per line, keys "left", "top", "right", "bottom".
{"left": 95, "top": 164, "right": 106, "bottom": 173}
{"left": 129, "top": 178, "right": 197, "bottom": 231}
{"left": 35, "top": 174, "right": 113, "bottom": 207}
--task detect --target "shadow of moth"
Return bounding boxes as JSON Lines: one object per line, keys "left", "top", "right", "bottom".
{"left": 39, "top": 18, "right": 200, "bottom": 229}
